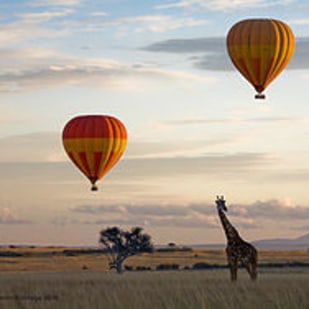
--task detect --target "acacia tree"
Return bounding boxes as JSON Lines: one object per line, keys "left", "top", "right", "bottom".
{"left": 99, "top": 226, "right": 153, "bottom": 274}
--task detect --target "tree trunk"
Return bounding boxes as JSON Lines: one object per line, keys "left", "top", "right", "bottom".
{"left": 116, "top": 259, "right": 123, "bottom": 274}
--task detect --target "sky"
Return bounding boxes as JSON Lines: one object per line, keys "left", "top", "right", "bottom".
{"left": 0, "top": 0, "right": 309, "bottom": 246}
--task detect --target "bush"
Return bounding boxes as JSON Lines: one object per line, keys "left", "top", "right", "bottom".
{"left": 62, "top": 249, "right": 104, "bottom": 256}
{"left": 156, "top": 264, "right": 180, "bottom": 271}
{"left": 124, "top": 265, "right": 133, "bottom": 271}
{"left": 192, "top": 262, "right": 213, "bottom": 270}
{"left": 192, "top": 263, "right": 227, "bottom": 270}
{"left": 136, "top": 266, "right": 151, "bottom": 271}
{"left": 0, "top": 251, "right": 23, "bottom": 257}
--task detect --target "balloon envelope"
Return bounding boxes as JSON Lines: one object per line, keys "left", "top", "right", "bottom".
{"left": 226, "top": 18, "right": 294, "bottom": 99}
{"left": 62, "top": 115, "right": 127, "bottom": 191}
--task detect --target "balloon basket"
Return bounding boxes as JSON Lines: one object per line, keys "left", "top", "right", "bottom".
{"left": 91, "top": 185, "right": 98, "bottom": 191}
{"left": 255, "top": 94, "right": 265, "bottom": 99}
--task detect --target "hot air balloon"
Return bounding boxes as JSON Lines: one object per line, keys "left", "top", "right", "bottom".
{"left": 226, "top": 18, "right": 295, "bottom": 99}
{"left": 62, "top": 115, "right": 127, "bottom": 191}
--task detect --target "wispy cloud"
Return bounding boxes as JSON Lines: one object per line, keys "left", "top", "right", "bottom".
{"left": 70, "top": 198, "right": 307, "bottom": 229}
{"left": 126, "top": 138, "right": 229, "bottom": 159}
{"left": 288, "top": 18, "right": 309, "bottom": 25}
{"left": 0, "top": 208, "right": 32, "bottom": 225}
{"left": 291, "top": 224, "right": 309, "bottom": 231}
{"left": 229, "top": 199, "right": 309, "bottom": 221}
{"left": 0, "top": 133, "right": 63, "bottom": 163}
{"left": 162, "top": 117, "right": 301, "bottom": 126}
{"left": 72, "top": 204, "right": 191, "bottom": 217}
{"left": 63, "top": 14, "right": 208, "bottom": 33}
{"left": 155, "top": 0, "right": 294, "bottom": 11}
{"left": 0, "top": 21, "right": 68, "bottom": 46}
{"left": 142, "top": 37, "right": 309, "bottom": 70}
{"left": 142, "top": 37, "right": 224, "bottom": 53}
{"left": 84, "top": 215, "right": 256, "bottom": 229}
{"left": 0, "top": 114, "right": 35, "bottom": 126}
{"left": 30, "top": 0, "right": 81, "bottom": 6}
{"left": 90, "top": 11, "right": 108, "bottom": 17}
{"left": 0, "top": 131, "right": 254, "bottom": 163}
{"left": 71, "top": 203, "right": 218, "bottom": 229}
{"left": 103, "top": 153, "right": 276, "bottom": 178}
{"left": 18, "top": 9, "right": 74, "bottom": 23}
{"left": 0, "top": 48, "right": 215, "bottom": 93}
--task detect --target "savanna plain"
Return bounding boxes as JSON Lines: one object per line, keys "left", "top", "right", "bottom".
{"left": 0, "top": 248, "right": 308, "bottom": 309}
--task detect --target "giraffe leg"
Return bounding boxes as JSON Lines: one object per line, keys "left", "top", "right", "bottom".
{"left": 228, "top": 258, "right": 238, "bottom": 281}
{"left": 243, "top": 262, "right": 253, "bottom": 280}
{"left": 250, "top": 261, "right": 257, "bottom": 281}
{"left": 243, "top": 260, "right": 257, "bottom": 281}
{"left": 249, "top": 251, "right": 258, "bottom": 281}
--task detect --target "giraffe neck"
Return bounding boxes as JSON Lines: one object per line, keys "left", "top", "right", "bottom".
{"left": 218, "top": 208, "right": 240, "bottom": 242}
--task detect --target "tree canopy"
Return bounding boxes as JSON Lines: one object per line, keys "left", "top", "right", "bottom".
{"left": 99, "top": 226, "right": 153, "bottom": 273}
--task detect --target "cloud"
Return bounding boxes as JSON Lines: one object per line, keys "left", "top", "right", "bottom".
{"left": 126, "top": 138, "right": 229, "bottom": 159}
{"left": 124, "top": 15, "right": 208, "bottom": 32}
{"left": 0, "top": 132, "right": 63, "bottom": 163}
{"left": 30, "top": 0, "right": 80, "bottom": 6}
{"left": 291, "top": 224, "right": 309, "bottom": 231}
{"left": 0, "top": 208, "right": 32, "bottom": 224}
{"left": 71, "top": 202, "right": 218, "bottom": 228}
{"left": 63, "top": 14, "right": 208, "bottom": 33}
{"left": 70, "top": 198, "right": 308, "bottom": 230}
{"left": 126, "top": 153, "right": 275, "bottom": 177}
{"left": 71, "top": 200, "right": 258, "bottom": 229}
{"left": 142, "top": 37, "right": 224, "bottom": 53}
{"left": 162, "top": 117, "right": 300, "bottom": 126}
{"left": 4, "top": 4, "right": 208, "bottom": 38}
{"left": 288, "top": 18, "right": 309, "bottom": 25}
{"left": 91, "top": 11, "right": 108, "bottom": 17}
{"left": 0, "top": 47, "right": 215, "bottom": 93}
{"left": 289, "top": 37, "right": 309, "bottom": 70}
{"left": 142, "top": 37, "right": 309, "bottom": 70}
{"left": 0, "top": 131, "right": 240, "bottom": 163}
{"left": 0, "top": 153, "right": 275, "bottom": 185}
{"left": 71, "top": 204, "right": 126, "bottom": 215}
{"left": 141, "top": 37, "right": 237, "bottom": 71}
{"left": 72, "top": 204, "right": 191, "bottom": 217}
{"left": 0, "top": 3, "right": 75, "bottom": 46}
{"left": 147, "top": 215, "right": 218, "bottom": 228}
{"left": 18, "top": 9, "right": 74, "bottom": 23}
{"left": 0, "top": 21, "right": 68, "bottom": 46}
{"left": 229, "top": 199, "right": 309, "bottom": 221}
{"left": 0, "top": 114, "right": 35, "bottom": 126}
{"left": 50, "top": 216, "right": 80, "bottom": 226}
{"left": 82, "top": 216, "right": 246, "bottom": 229}
{"left": 155, "top": 0, "right": 293, "bottom": 11}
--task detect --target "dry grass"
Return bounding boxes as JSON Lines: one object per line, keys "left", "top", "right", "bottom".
{"left": 0, "top": 248, "right": 308, "bottom": 308}
{"left": 0, "top": 268, "right": 308, "bottom": 309}
{"left": 0, "top": 248, "right": 308, "bottom": 272}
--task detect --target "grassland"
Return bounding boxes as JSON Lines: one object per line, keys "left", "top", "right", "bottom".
{"left": 0, "top": 247, "right": 308, "bottom": 272}
{"left": 0, "top": 248, "right": 308, "bottom": 308}
{"left": 0, "top": 269, "right": 309, "bottom": 309}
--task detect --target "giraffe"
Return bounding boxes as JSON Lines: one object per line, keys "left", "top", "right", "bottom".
{"left": 215, "top": 195, "right": 258, "bottom": 281}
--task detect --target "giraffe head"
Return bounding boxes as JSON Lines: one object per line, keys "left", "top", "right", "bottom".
{"left": 216, "top": 195, "right": 227, "bottom": 212}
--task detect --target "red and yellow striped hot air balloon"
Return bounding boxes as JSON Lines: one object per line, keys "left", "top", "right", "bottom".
{"left": 62, "top": 115, "right": 127, "bottom": 191}
{"left": 226, "top": 18, "right": 295, "bottom": 99}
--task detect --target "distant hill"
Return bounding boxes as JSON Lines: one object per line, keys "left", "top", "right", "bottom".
{"left": 187, "top": 233, "right": 309, "bottom": 251}
{"left": 253, "top": 233, "right": 309, "bottom": 250}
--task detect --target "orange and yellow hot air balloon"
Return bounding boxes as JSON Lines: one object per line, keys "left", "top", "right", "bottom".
{"left": 62, "top": 115, "right": 127, "bottom": 191}
{"left": 226, "top": 18, "right": 295, "bottom": 99}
